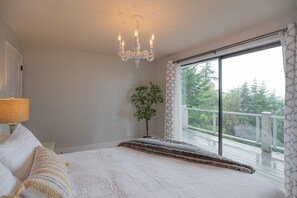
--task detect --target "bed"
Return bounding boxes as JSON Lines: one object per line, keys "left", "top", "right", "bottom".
{"left": 61, "top": 140, "right": 285, "bottom": 198}
{"left": 0, "top": 124, "right": 285, "bottom": 198}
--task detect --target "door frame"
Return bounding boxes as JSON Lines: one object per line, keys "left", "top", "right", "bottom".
{"left": 5, "top": 41, "right": 23, "bottom": 98}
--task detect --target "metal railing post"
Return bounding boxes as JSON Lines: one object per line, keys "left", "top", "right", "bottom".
{"left": 256, "top": 116, "right": 260, "bottom": 143}
{"left": 213, "top": 112, "right": 216, "bottom": 134}
{"left": 182, "top": 105, "right": 188, "bottom": 129}
{"left": 272, "top": 117, "right": 277, "bottom": 147}
{"left": 261, "top": 112, "right": 272, "bottom": 152}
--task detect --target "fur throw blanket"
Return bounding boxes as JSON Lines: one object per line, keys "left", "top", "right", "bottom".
{"left": 118, "top": 138, "right": 255, "bottom": 174}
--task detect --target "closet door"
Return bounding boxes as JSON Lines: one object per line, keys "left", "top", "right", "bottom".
{"left": 5, "top": 42, "right": 22, "bottom": 98}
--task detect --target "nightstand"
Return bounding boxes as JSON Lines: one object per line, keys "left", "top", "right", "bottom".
{"left": 42, "top": 141, "right": 55, "bottom": 151}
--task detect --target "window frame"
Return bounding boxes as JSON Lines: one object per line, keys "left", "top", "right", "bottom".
{"left": 181, "top": 41, "right": 282, "bottom": 155}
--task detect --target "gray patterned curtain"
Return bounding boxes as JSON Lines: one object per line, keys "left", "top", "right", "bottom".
{"left": 283, "top": 23, "right": 297, "bottom": 198}
{"left": 164, "top": 61, "right": 181, "bottom": 140}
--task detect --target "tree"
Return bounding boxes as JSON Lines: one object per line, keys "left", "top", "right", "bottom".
{"left": 249, "top": 79, "right": 258, "bottom": 113}
{"left": 223, "top": 88, "right": 242, "bottom": 135}
{"left": 255, "top": 82, "right": 269, "bottom": 113}
{"left": 198, "top": 62, "right": 218, "bottom": 109}
{"left": 131, "top": 82, "right": 163, "bottom": 137}
{"left": 181, "top": 66, "right": 200, "bottom": 107}
{"left": 267, "top": 90, "right": 284, "bottom": 116}
{"left": 181, "top": 62, "right": 218, "bottom": 130}
{"left": 239, "top": 82, "right": 251, "bottom": 112}
{"left": 181, "top": 62, "right": 217, "bottom": 109}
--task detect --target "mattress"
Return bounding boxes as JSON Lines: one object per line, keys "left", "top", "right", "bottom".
{"left": 61, "top": 147, "right": 285, "bottom": 198}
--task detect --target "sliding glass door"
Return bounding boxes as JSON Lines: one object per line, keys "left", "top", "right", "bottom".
{"left": 181, "top": 43, "right": 285, "bottom": 189}
{"left": 181, "top": 59, "right": 219, "bottom": 154}
{"left": 221, "top": 45, "right": 284, "bottom": 189}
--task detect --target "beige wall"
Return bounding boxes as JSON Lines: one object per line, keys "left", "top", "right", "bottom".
{"left": 22, "top": 46, "right": 159, "bottom": 151}
{"left": 152, "top": 9, "right": 297, "bottom": 137}
{"left": 0, "top": 19, "right": 22, "bottom": 133}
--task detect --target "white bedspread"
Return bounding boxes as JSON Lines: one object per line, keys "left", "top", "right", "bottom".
{"left": 61, "top": 147, "right": 285, "bottom": 198}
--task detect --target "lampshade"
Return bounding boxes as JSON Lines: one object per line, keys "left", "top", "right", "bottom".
{"left": 0, "top": 98, "right": 29, "bottom": 124}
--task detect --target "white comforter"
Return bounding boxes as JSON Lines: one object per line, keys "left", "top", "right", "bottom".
{"left": 61, "top": 147, "right": 285, "bottom": 198}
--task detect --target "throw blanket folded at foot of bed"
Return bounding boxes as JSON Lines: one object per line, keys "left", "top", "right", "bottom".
{"left": 118, "top": 138, "right": 255, "bottom": 174}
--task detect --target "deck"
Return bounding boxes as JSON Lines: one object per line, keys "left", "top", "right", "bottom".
{"left": 182, "top": 129, "right": 284, "bottom": 191}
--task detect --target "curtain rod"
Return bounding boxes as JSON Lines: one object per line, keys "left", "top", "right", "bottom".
{"left": 174, "top": 27, "right": 287, "bottom": 63}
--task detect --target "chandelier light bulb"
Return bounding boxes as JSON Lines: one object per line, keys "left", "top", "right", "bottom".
{"left": 118, "top": 34, "right": 122, "bottom": 48}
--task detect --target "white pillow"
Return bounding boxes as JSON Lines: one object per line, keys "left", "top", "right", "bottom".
{"left": 0, "top": 124, "right": 42, "bottom": 181}
{"left": 0, "top": 160, "right": 20, "bottom": 196}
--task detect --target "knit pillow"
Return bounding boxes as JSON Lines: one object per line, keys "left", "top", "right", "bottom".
{"left": 12, "top": 146, "right": 73, "bottom": 198}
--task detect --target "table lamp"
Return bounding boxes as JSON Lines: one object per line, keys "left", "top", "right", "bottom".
{"left": 0, "top": 97, "right": 29, "bottom": 134}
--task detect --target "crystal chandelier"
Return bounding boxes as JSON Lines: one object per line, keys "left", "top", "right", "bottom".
{"left": 117, "top": 15, "right": 155, "bottom": 68}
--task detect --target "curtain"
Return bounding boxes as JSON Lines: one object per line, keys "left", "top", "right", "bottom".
{"left": 283, "top": 23, "right": 297, "bottom": 198}
{"left": 164, "top": 61, "right": 181, "bottom": 140}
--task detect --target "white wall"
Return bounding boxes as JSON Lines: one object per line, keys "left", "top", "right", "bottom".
{"left": 0, "top": 18, "right": 22, "bottom": 134}
{"left": 152, "top": 8, "right": 297, "bottom": 137}
{"left": 22, "top": 46, "right": 158, "bottom": 151}
{"left": 16, "top": 8, "right": 297, "bottom": 150}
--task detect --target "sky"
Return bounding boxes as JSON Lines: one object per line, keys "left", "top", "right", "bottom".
{"left": 194, "top": 46, "right": 285, "bottom": 98}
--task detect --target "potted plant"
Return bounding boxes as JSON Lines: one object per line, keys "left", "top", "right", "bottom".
{"left": 131, "top": 82, "right": 163, "bottom": 137}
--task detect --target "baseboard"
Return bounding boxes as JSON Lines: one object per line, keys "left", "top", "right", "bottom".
{"left": 55, "top": 139, "right": 129, "bottom": 154}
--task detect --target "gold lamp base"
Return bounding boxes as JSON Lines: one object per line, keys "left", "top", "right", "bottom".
{"left": 8, "top": 123, "right": 16, "bottom": 134}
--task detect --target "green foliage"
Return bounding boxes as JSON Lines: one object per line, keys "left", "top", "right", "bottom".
{"left": 223, "top": 79, "right": 284, "bottom": 144}
{"left": 222, "top": 89, "right": 242, "bottom": 136}
{"left": 181, "top": 62, "right": 218, "bottom": 109}
{"left": 181, "top": 66, "right": 200, "bottom": 107}
{"left": 239, "top": 82, "right": 251, "bottom": 112}
{"left": 223, "top": 79, "right": 284, "bottom": 116}
{"left": 182, "top": 62, "right": 218, "bottom": 131}
{"left": 131, "top": 82, "right": 164, "bottom": 121}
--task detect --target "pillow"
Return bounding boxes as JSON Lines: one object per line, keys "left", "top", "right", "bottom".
{"left": 0, "top": 124, "right": 42, "bottom": 181}
{"left": 0, "top": 161, "right": 21, "bottom": 197}
{"left": 17, "top": 146, "right": 73, "bottom": 198}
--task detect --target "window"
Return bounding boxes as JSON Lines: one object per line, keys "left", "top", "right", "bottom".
{"left": 181, "top": 43, "right": 284, "bottom": 190}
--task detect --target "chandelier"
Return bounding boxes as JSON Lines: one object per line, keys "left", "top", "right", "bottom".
{"left": 117, "top": 15, "right": 155, "bottom": 68}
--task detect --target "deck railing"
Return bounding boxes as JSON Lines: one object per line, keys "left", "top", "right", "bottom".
{"left": 182, "top": 106, "right": 284, "bottom": 152}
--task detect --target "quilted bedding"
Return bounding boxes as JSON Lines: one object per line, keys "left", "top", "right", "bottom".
{"left": 61, "top": 146, "right": 285, "bottom": 198}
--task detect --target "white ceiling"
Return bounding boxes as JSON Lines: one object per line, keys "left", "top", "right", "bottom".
{"left": 0, "top": 0, "right": 296, "bottom": 60}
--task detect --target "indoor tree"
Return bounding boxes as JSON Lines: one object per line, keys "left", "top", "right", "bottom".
{"left": 131, "top": 82, "right": 163, "bottom": 137}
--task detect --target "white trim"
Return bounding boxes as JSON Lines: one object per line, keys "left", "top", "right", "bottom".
{"left": 55, "top": 139, "right": 130, "bottom": 154}
{"left": 4, "top": 41, "right": 23, "bottom": 97}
